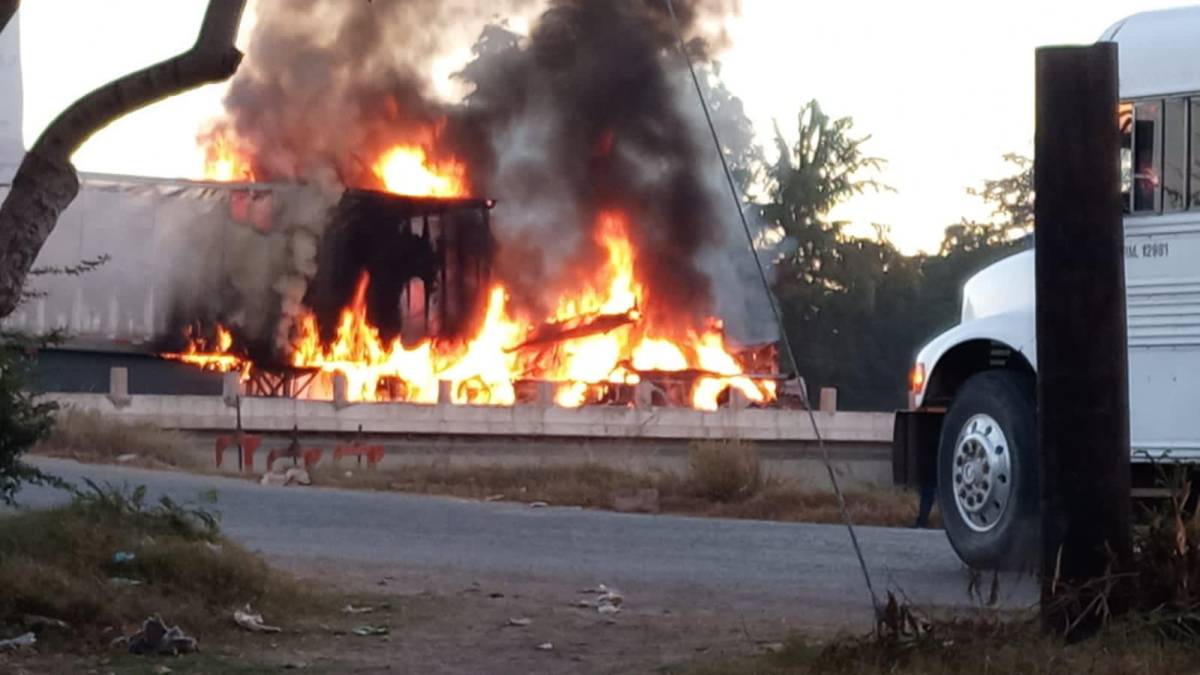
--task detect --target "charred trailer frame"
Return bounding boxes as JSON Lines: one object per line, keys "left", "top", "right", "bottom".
{"left": 303, "top": 190, "right": 496, "bottom": 350}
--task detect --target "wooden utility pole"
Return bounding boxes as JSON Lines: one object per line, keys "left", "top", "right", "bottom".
{"left": 1035, "top": 42, "right": 1132, "bottom": 638}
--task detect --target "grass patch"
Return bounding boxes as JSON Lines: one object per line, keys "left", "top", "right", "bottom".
{"left": 675, "top": 617, "right": 1200, "bottom": 674}
{"left": 0, "top": 480, "right": 320, "bottom": 647}
{"left": 687, "top": 440, "right": 762, "bottom": 502}
{"left": 315, "top": 460, "right": 661, "bottom": 510}
{"left": 312, "top": 441, "right": 924, "bottom": 528}
{"left": 33, "top": 408, "right": 197, "bottom": 469}
{"left": 659, "top": 481, "right": 921, "bottom": 527}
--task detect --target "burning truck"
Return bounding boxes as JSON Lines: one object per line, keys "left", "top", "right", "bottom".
{"left": 9, "top": 167, "right": 778, "bottom": 411}
{"left": 7, "top": 0, "right": 787, "bottom": 412}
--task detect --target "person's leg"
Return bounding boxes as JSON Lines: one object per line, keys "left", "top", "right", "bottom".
{"left": 915, "top": 478, "right": 936, "bottom": 528}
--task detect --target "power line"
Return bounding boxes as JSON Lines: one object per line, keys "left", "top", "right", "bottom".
{"left": 660, "top": 0, "right": 881, "bottom": 617}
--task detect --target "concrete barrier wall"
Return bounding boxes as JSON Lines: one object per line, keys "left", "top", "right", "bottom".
{"left": 49, "top": 392, "right": 894, "bottom": 444}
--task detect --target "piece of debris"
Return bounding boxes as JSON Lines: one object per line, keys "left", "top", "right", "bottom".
{"left": 124, "top": 617, "right": 198, "bottom": 656}
{"left": 529, "top": 501, "right": 549, "bottom": 508}
{"left": 342, "top": 604, "right": 376, "bottom": 615}
{"left": 110, "top": 576, "right": 143, "bottom": 587}
{"left": 0, "top": 632, "right": 35, "bottom": 652}
{"left": 116, "top": 453, "right": 139, "bottom": 464}
{"left": 536, "top": 642, "right": 554, "bottom": 651}
{"left": 284, "top": 661, "right": 308, "bottom": 670}
{"left": 260, "top": 471, "right": 288, "bottom": 486}
{"left": 760, "top": 642, "right": 785, "bottom": 654}
{"left": 580, "top": 583, "right": 624, "bottom": 615}
{"left": 21, "top": 614, "right": 71, "bottom": 633}
{"left": 508, "top": 617, "right": 532, "bottom": 627}
{"left": 112, "top": 551, "right": 136, "bottom": 564}
{"left": 488, "top": 592, "right": 505, "bottom": 599}
{"left": 284, "top": 467, "right": 312, "bottom": 486}
{"left": 351, "top": 625, "right": 389, "bottom": 637}
{"left": 152, "top": 665, "right": 173, "bottom": 674}
{"left": 234, "top": 605, "right": 282, "bottom": 633}
{"left": 484, "top": 494, "right": 505, "bottom": 502}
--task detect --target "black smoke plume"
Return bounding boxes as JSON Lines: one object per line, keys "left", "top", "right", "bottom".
{"left": 208, "top": 0, "right": 742, "bottom": 336}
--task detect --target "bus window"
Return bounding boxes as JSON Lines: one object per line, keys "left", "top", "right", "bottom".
{"left": 1192, "top": 99, "right": 1200, "bottom": 210}
{"left": 1120, "top": 102, "right": 1133, "bottom": 211}
{"left": 1134, "top": 100, "right": 1162, "bottom": 213}
{"left": 1164, "top": 98, "right": 1187, "bottom": 212}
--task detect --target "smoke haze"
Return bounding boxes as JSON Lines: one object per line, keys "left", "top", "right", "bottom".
{"left": 206, "top": 0, "right": 776, "bottom": 345}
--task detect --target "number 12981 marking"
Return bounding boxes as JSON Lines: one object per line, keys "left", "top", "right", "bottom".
{"left": 1125, "top": 242, "right": 1170, "bottom": 258}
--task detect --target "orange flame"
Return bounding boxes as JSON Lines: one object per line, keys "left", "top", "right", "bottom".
{"left": 284, "top": 212, "right": 776, "bottom": 410}
{"left": 189, "top": 121, "right": 772, "bottom": 408}
{"left": 373, "top": 145, "right": 468, "bottom": 197}
{"left": 163, "top": 323, "right": 251, "bottom": 379}
{"left": 203, "top": 130, "right": 255, "bottom": 182}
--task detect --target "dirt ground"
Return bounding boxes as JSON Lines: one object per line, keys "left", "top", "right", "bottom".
{"left": 1, "top": 555, "right": 821, "bottom": 675}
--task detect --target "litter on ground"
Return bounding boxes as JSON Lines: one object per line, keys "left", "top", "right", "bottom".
{"left": 234, "top": 604, "right": 282, "bottom": 633}
{"left": 0, "top": 632, "right": 35, "bottom": 652}
{"left": 121, "top": 616, "right": 198, "bottom": 656}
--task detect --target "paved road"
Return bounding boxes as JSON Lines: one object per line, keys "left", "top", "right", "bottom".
{"left": 14, "top": 458, "right": 1035, "bottom": 626}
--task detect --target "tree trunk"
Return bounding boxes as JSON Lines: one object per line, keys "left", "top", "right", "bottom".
{"left": 0, "top": 0, "right": 247, "bottom": 318}
{"left": 0, "top": 1, "right": 16, "bottom": 35}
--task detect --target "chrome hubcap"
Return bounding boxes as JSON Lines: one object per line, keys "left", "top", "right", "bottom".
{"left": 952, "top": 414, "right": 1012, "bottom": 533}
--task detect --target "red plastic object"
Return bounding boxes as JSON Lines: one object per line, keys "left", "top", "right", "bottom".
{"left": 214, "top": 433, "right": 262, "bottom": 473}
{"left": 332, "top": 444, "right": 385, "bottom": 470}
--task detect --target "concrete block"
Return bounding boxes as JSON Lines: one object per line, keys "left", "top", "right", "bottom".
{"left": 634, "top": 381, "right": 653, "bottom": 410}
{"left": 729, "top": 388, "right": 750, "bottom": 411}
{"left": 42, "top": 392, "right": 895, "bottom": 444}
{"left": 332, "top": 373, "right": 349, "bottom": 409}
{"left": 819, "top": 387, "right": 838, "bottom": 413}
{"left": 437, "top": 380, "right": 452, "bottom": 405}
{"left": 107, "top": 367, "right": 131, "bottom": 408}
{"left": 536, "top": 381, "right": 555, "bottom": 406}
{"left": 222, "top": 372, "right": 240, "bottom": 407}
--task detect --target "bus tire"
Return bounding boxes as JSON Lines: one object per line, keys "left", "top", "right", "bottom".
{"left": 937, "top": 370, "right": 1039, "bottom": 570}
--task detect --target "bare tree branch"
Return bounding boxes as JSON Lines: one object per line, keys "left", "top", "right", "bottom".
{"left": 0, "top": 0, "right": 247, "bottom": 318}
{"left": 0, "top": 1, "right": 17, "bottom": 36}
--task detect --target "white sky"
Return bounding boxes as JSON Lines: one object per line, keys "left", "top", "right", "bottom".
{"left": 15, "top": 0, "right": 1194, "bottom": 253}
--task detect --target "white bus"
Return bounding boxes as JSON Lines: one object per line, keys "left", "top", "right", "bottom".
{"left": 894, "top": 6, "right": 1200, "bottom": 568}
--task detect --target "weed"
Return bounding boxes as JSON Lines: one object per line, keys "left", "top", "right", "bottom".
{"left": 0, "top": 482, "right": 315, "bottom": 640}
{"left": 686, "top": 440, "right": 762, "bottom": 502}
{"left": 34, "top": 408, "right": 197, "bottom": 469}
{"left": 312, "top": 457, "right": 922, "bottom": 527}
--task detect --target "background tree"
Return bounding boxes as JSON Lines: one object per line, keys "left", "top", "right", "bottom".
{"left": 0, "top": 2, "right": 15, "bottom": 34}
{"left": 0, "top": 0, "right": 248, "bottom": 319}
{"left": 696, "top": 62, "right": 765, "bottom": 199}
{"left": 0, "top": 335, "right": 58, "bottom": 505}
{"left": 760, "top": 103, "right": 1032, "bottom": 409}
{"left": 757, "top": 101, "right": 896, "bottom": 404}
